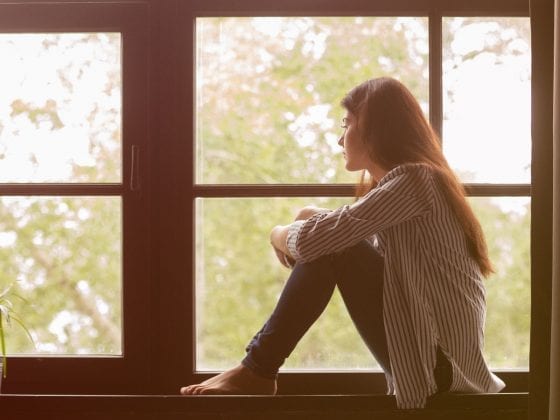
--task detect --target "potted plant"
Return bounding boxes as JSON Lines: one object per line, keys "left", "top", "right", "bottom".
{"left": 0, "top": 282, "right": 33, "bottom": 392}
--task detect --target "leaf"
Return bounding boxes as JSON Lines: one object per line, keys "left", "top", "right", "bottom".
{"left": 0, "top": 285, "right": 13, "bottom": 300}
{"left": 9, "top": 315, "right": 35, "bottom": 348}
{"left": 0, "top": 312, "right": 6, "bottom": 378}
{"left": 8, "top": 292, "right": 30, "bottom": 305}
{"left": 0, "top": 304, "right": 11, "bottom": 319}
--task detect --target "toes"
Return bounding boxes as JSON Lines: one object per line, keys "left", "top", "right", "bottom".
{"left": 180, "top": 385, "right": 197, "bottom": 395}
{"left": 197, "top": 386, "right": 226, "bottom": 395}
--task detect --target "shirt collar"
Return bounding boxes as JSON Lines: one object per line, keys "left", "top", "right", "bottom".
{"left": 376, "top": 163, "right": 431, "bottom": 187}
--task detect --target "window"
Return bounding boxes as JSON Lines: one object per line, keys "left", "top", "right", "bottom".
{"left": 1, "top": 0, "right": 538, "bottom": 397}
{"left": 1, "top": 32, "right": 123, "bottom": 355}
{"left": 0, "top": 3, "right": 150, "bottom": 393}
{"left": 195, "top": 16, "right": 429, "bottom": 372}
{"left": 442, "top": 17, "right": 531, "bottom": 371}
{"left": 186, "top": 1, "right": 531, "bottom": 393}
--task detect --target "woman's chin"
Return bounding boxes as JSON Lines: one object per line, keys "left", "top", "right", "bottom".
{"left": 345, "top": 164, "right": 361, "bottom": 172}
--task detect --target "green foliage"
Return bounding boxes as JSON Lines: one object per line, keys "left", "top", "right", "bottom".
{"left": 0, "top": 197, "right": 121, "bottom": 354}
{"left": 196, "top": 17, "right": 428, "bottom": 185}
{"left": 0, "top": 282, "right": 34, "bottom": 376}
{"left": 195, "top": 197, "right": 375, "bottom": 370}
{"left": 473, "top": 198, "right": 531, "bottom": 368}
{"left": 0, "top": 33, "right": 122, "bottom": 355}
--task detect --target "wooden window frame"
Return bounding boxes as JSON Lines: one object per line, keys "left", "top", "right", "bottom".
{"left": 0, "top": 0, "right": 546, "bottom": 401}
{"left": 0, "top": 1, "right": 151, "bottom": 394}
{"left": 161, "top": 0, "right": 532, "bottom": 396}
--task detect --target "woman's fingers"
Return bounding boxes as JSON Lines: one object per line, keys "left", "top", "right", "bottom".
{"left": 273, "top": 246, "right": 288, "bottom": 268}
{"left": 283, "top": 253, "right": 295, "bottom": 268}
{"left": 272, "top": 246, "right": 292, "bottom": 268}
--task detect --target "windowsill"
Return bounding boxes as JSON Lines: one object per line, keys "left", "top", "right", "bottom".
{"left": 0, "top": 393, "right": 529, "bottom": 416}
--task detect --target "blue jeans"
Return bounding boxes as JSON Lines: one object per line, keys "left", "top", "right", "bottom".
{"left": 241, "top": 240, "right": 453, "bottom": 392}
{"left": 242, "top": 240, "right": 392, "bottom": 378}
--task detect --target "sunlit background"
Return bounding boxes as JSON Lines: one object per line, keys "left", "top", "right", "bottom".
{"left": 0, "top": 33, "right": 122, "bottom": 355}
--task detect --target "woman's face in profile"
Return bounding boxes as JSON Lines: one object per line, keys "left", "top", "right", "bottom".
{"left": 338, "top": 111, "right": 373, "bottom": 172}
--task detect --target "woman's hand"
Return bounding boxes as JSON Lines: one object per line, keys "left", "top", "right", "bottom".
{"left": 270, "top": 225, "right": 290, "bottom": 254}
{"left": 272, "top": 245, "right": 295, "bottom": 269}
{"left": 270, "top": 225, "right": 294, "bottom": 268}
{"left": 269, "top": 207, "right": 330, "bottom": 269}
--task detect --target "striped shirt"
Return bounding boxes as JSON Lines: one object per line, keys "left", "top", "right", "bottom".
{"left": 286, "top": 163, "right": 505, "bottom": 409}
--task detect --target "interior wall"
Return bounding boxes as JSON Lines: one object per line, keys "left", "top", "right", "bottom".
{"left": 549, "top": 0, "right": 560, "bottom": 418}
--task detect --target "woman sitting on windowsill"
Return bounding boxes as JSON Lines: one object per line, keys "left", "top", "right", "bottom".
{"left": 180, "top": 77, "right": 505, "bottom": 409}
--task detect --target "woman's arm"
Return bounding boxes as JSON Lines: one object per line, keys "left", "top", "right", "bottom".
{"left": 270, "top": 224, "right": 290, "bottom": 256}
{"left": 270, "top": 206, "right": 331, "bottom": 267}
{"left": 287, "top": 170, "right": 433, "bottom": 263}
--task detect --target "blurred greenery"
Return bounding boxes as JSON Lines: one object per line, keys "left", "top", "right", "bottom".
{"left": 196, "top": 17, "right": 429, "bottom": 184}
{"left": 196, "top": 196, "right": 530, "bottom": 370}
{"left": 0, "top": 197, "right": 122, "bottom": 354}
{"left": 0, "top": 18, "right": 530, "bottom": 372}
{"left": 0, "top": 33, "right": 122, "bottom": 354}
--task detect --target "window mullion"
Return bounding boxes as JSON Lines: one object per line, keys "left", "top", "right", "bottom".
{"left": 0, "top": 184, "right": 123, "bottom": 196}
{"left": 429, "top": 11, "right": 443, "bottom": 140}
{"left": 192, "top": 184, "right": 531, "bottom": 198}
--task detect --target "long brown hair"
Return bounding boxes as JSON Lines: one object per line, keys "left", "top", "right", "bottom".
{"left": 341, "top": 77, "right": 493, "bottom": 276}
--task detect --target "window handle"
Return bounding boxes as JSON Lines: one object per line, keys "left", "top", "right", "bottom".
{"left": 131, "top": 145, "right": 141, "bottom": 191}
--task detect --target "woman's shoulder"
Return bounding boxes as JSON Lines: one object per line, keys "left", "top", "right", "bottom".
{"left": 377, "top": 162, "right": 434, "bottom": 187}
{"left": 364, "top": 163, "right": 436, "bottom": 205}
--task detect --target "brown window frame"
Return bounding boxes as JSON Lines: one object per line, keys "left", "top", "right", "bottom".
{"left": 168, "top": 0, "right": 532, "bottom": 395}
{"left": 0, "top": 1, "right": 151, "bottom": 394}
{"left": 0, "top": 0, "right": 545, "bottom": 399}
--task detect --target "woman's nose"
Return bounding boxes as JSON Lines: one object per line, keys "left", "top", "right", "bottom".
{"left": 338, "top": 135, "right": 344, "bottom": 147}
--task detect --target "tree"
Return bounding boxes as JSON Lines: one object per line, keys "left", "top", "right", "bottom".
{"left": 0, "top": 33, "right": 122, "bottom": 354}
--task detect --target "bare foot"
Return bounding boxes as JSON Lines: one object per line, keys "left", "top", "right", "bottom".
{"left": 180, "top": 364, "right": 277, "bottom": 395}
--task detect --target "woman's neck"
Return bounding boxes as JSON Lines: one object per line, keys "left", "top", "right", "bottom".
{"left": 368, "top": 164, "right": 389, "bottom": 183}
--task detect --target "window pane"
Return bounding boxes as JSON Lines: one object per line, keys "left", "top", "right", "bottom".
{"left": 0, "top": 196, "right": 122, "bottom": 355}
{"left": 443, "top": 18, "right": 531, "bottom": 183}
{"left": 196, "top": 196, "right": 530, "bottom": 370}
{"left": 472, "top": 196, "right": 530, "bottom": 369}
{"left": 196, "top": 17, "right": 428, "bottom": 184}
{"left": 195, "top": 197, "right": 378, "bottom": 371}
{"left": 0, "top": 33, "right": 122, "bottom": 183}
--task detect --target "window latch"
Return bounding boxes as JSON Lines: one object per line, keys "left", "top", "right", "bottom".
{"left": 131, "top": 145, "right": 141, "bottom": 191}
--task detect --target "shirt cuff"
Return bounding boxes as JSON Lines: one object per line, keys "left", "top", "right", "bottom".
{"left": 286, "top": 220, "right": 305, "bottom": 260}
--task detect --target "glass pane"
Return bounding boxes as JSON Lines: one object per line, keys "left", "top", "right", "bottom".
{"left": 443, "top": 18, "right": 531, "bottom": 183}
{"left": 472, "top": 196, "right": 530, "bottom": 369}
{"left": 195, "top": 197, "right": 377, "bottom": 371}
{"left": 0, "top": 196, "right": 122, "bottom": 355}
{"left": 196, "top": 196, "right": 530, "bottom": 370}
{"left": 196, "top": 17, "right": 428, "bottom": 184}
{"left": 0, "top": 33, "right": 122, "bottom": 183}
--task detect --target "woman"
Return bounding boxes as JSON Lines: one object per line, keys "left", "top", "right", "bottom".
{"left": 180, "top": 77, "right": 505, "bottom": 409}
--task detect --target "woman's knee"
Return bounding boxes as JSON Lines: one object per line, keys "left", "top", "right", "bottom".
{"left": 333, "top": 240, "right": 383, "bottom": 266}
{"left": 291, "top": 240, "right": 382, "bottom": 282}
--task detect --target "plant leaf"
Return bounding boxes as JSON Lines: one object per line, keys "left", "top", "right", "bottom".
{"left": 10, "top": 315, "right": 35, "bottom": 347}
{"left": 0, "top": 304, "right": 10, "bottom": 319}
{"left": 0, "top": 312, "right": 7, "bottom": 378}
{"left": 8, "top": 292, "right": 30, "bottom": 305}
{"left": 0, "top": 282, "right": 16, "bottom": 300}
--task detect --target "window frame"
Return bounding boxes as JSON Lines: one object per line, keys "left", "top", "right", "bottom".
{"left": 0, "top": 1, "right": 151, "bottom": 394}
{"left": 176, "top": 0, "right": 532, "bottom": 395}
{"left": 0, "top": 0, "right": 542, "bottom": 398}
